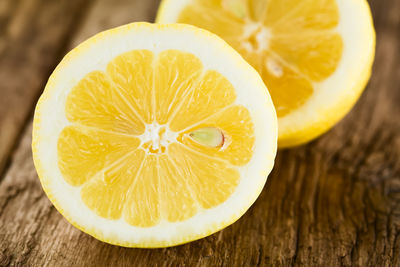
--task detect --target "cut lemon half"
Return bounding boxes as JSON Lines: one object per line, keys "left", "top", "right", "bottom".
{"left": 32, "top": 23, "right": 277, "bottom": 248}
{"left": 157, "top": 0, "right": 376, "bottom": 147}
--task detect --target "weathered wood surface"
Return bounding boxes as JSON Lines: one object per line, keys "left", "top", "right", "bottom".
{"left": 0, "top": 0, "right": 93, "bottom": 176}
{"left": 0, "top": 0, "right": 400, "bottom": 266}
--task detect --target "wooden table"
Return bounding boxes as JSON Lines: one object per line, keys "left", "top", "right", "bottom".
{"left": 1, "top": 0, "right": 399, "bottom": 266}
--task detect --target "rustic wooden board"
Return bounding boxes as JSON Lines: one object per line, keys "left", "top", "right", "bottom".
{"left": 0, "top": 0, "right": 92, "bottom": 175}
{"left": 1, "top": 0, "right": 400, "bottom": 266}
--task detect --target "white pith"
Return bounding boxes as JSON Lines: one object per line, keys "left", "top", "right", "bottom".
{"left": 138, "top": 123, "right": 225, "bottom": 154}
{"left": 32, "top": 23, "right": 277, "bottom": 247}
{"left": 241, "top": 21, "right": 271, "bottom": 53}
{"left": 157, "top": 0, "right": 376, "bottom": 144}
{"left": 139, "top": 123, "right": 179, "bottom": 153}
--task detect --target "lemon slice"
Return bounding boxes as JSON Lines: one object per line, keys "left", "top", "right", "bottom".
{"left": 32, "top": 23, "right": 277, "bottom": 247}
{"left": 157, "top": 0, "right": 376, "bottom": 147}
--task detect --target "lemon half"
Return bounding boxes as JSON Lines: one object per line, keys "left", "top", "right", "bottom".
{"left": 32, "top": 23, "right": 277, "bottom": 247}
{"left": 157, "top": 0, "right": 376, "bottom": 147}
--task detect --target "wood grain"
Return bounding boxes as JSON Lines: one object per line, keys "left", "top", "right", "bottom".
{"left": 0, "top": 0, "right": 93, "bottom": 175}
{"left": 1, "top": 0, "right": 400, "bottom": 266}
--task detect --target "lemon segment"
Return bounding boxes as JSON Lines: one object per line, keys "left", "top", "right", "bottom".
{"left": 154, "top": 50, "right": 203, "bottom": 124}
{"left": 123, "top": 155, "right": 160, "bottom": 227}
{"left": 106, "top": 50, "right": 155, "bottom": 124}
{"left": 58, "top": 126, "right": 141, "bottom": 186}
{"left": 168, "top": 143, "right": 240, "bottom": 209}
{"left": 158, "top": 155, "right": 198, "bottom": 222}
{"left": 169, "top": 70, "right": 236, "bottom": 131}
{"left": 66, "top": 71, "right": 145, "bottom": 135}
{"left": 81, "top": 149, "right": 145, "bottom": 220}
